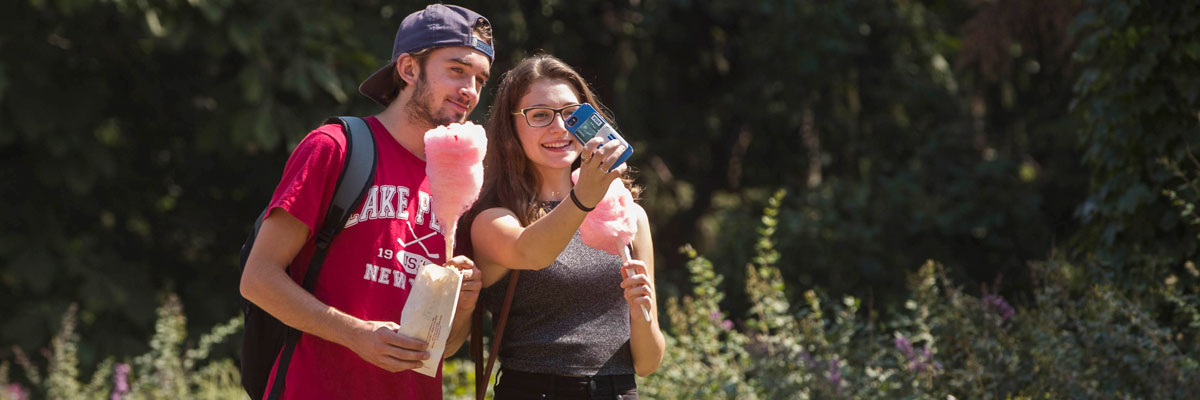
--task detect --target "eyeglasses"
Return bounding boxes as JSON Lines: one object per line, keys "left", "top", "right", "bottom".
{"left": 512, "top": 104, "right": 581, "bottom": 127}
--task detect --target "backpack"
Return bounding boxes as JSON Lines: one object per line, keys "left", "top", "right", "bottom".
{"left": 238, "top": 116, "right": 377, "bottom": 400}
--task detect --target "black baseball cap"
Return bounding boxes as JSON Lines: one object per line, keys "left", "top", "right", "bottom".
{"left": 358, "top": 4, "right": 495, "bottom": 106}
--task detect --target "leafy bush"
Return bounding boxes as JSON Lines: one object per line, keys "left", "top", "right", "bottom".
{"left": 1, "top": 295, "right": 243, "bottom": 400}
{"left": 5, "top": 189, "right": 1199, "bottom": 399}
{"left": 643, "top": 190, "right": 1200, "bottom": 399}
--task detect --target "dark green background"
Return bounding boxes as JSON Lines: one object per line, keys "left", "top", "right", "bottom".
{"left": 2, "top": 0, "right": 1197, "bottom": 372}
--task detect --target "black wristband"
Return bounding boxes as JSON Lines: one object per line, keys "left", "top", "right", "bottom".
{"left": 569, "top": 189, "right": 595, "bottom": 212}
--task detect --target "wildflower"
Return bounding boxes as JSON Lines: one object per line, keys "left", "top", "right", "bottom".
{"left": 709, "top": 310, "right": 721, "bottom": 322}
{"left": 4, "top": 384, "right": 29, "bottom": 400}
{"left": 110, "top": 363, "right": 130, "bottom": 400}
{"left": 895, "top": 334, "right": 940, "bottom": 374}
{"left": 827, "top": 356, "right": 843, "bottom": 394}
{"left": 894, "top": 335, "right": 914, "bottom": 357}
{"left": 720, "top": 319, "right": 734, "bottom": 331}
{"left": 981, "top": 294, "right": 1015, "bottom": 321}
{"left": 796, "top": 349, "right": 817, "bottom": 369}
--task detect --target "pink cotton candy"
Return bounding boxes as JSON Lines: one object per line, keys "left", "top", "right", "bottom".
{"left": 425, "top": 122, "right": 487, "bottom": 257}
{"left": 576, "top": 169, "right": 652, "bottom": 319}
{"left": 574, "top": 170, "right": 638, "bottom": 256}
{"left": 575, "top": 170, "right": 652, "bottom": 322}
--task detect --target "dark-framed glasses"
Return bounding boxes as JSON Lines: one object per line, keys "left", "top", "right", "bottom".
{"left": 512, "top": 104, "right": 581, "bottom": 127}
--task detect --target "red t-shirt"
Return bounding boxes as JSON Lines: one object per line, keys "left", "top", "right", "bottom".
{"left": 263, "top": 116, "right": 446, "bottom": 399}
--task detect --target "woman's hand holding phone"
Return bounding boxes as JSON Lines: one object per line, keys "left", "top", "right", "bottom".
{"left": 574, "top": 137, "right": 627, "bottom": 209}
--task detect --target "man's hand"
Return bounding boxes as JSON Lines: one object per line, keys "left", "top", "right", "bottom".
{"left": 447, "top": 255, "right": 481, "bottom": 313}
{"left": 443, "top": 255, "right": 480, "bottom": 356}
{"left": 348, "top": 320, "right": 430, "bottom": 373}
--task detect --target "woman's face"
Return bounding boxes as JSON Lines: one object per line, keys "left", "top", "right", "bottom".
{"left": 514, "top": 78, "right": 582, "bottom": 173}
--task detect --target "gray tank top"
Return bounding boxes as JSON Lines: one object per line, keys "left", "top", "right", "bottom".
{"left": 482, "top": 230, "right": 635, "bottom": 376}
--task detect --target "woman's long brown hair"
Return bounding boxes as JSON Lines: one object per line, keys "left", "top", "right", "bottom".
{"left": 460, "top": 56, "right": 643, "bottom": 380}
{"left": 466, "top": 53, "right": 637, "bottom": 236}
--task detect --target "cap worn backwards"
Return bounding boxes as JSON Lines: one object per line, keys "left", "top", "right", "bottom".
{"left": 359, "top": 4, "right": 494, "bottom": 106}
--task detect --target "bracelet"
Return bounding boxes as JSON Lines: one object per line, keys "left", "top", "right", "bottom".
{"left": 569, "top": 189, "right": 595, "bottom": 212}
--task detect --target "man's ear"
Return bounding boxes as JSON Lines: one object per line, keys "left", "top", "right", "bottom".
{"left": 395, "top": 53, "right": 421, "bottom": 86}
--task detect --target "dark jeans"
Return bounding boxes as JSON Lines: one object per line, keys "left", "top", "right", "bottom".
{"left": 493, "top": 368, "right": 639, "bottom": 400}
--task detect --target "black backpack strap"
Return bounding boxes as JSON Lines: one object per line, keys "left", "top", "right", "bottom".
{"left": 267, "top": 116, "right": 377, "bottom": 400}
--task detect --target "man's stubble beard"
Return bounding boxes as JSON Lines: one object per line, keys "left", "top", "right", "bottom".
{"left": 406, "top": 74, "right": 467, "bottom": 128}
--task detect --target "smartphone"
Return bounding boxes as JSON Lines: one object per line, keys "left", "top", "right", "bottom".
{"left": 565, "top": 103, "right": 634, "bottom": 172}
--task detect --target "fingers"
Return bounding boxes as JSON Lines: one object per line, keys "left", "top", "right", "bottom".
{"left": 357, "top": 322, "right": 430, "bottom": 372}
{"left": 619, "top": 263, "right": 654, "bottom": 293}
{"left": 609, "top": 162, "right": 629, "bottom": 177}
{"left": 598, "top": 143, "right": 626, "bottom": 171}
{"left": 620, "top": 274, "right": 653, "bottom": 289}
{"left": 446, "top": 256, "right": 481, "bottom": 311}
{"left": 459, "top": 272, "right": 482, "bottom": 293}
{"left": 627, "top": 293, "right": 654, "bottom": 309}
{"left": 445, "top": 255, "right": 476, "bottom": 272}
{"left": 623, "top": 283, "right": 654, "bottom": 311}
{"left": 447, "top": 256, "right": 481, "bottom": 292}
{"left": 581, "top": 139, "right": 627, "bottom": 172}
{"left": 623, "top": 283, "right": 653, "bottom": 298}
{"left": 381, "top": 347, "right": 430, "bottom": 366}
{"left": 458, "top": 276, "right": 482, "bottom": 307}
{"left": 622, "top": 260, "right": 647, "bottom": 276}
{"left": 377, "top": 357, "right": 424, "bottom": 372}
{"left": 376, "top": 331, "right": 429, "bottom": 368}
{"left": 583, "top": 137, "right": 606, "bottom": 158}
{"left": 377, "top": 327, "right": 429, "bottom": 353}
{"left": 574, "top": 139, "right": 628, "bottom": 207}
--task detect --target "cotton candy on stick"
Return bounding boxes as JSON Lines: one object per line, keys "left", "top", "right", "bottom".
{"left": 425, "top": 122, "right": 487, "bottom": 259}
{"left": 573, "top": 171, "right": 651, "bottom": 322}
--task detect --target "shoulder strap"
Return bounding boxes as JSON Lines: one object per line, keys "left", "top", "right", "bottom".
{"left": 309, "top": 116, "right": 377, "bottom": 270}
{"left": 267, "top": 116, "right": 377, "bottom": 400}
{"left": 470, "top": 309, "right": 484, "bottom": 396}
{"left": 477, "top": 271, "right": 520, "bottom": 400}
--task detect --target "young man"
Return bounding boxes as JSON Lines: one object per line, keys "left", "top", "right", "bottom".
{"left": 239, "top": 4, "right": 494, "bottom": 399}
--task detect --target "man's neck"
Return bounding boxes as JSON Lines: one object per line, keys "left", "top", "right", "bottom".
{"left": 374, "top": 102, "right": 435, "bottom": 160}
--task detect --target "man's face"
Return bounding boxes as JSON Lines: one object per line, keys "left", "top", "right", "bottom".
{"left": 404, "top": 46, "right": 492, "bottom": 127}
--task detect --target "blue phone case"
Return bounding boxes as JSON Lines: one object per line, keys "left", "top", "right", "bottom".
{"left": 564, "top": 103, "right": 634, "bottom": 171}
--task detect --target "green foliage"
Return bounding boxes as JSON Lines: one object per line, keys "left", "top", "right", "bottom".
{"left": 643, "top": 190, "right": 1200, "bottom": 399}
{"left": 0, "top": 0, "right": 387, "bottom": 362}
{"left": 0, "top": 0, "right": 1095, "bottom": 364}
{"left": 440, "top": 358, "right": 494, "bottom": 400}
{"left": 2, "top": 294, "right": 244, "bottom": 400}
{"left": 1159, "top": 148, "right": 1200, "bottom": 356}
{"left": 1070, "top": 0, "right": 1200, "bottom": 279}
{"left": 4, "top": 194, "right": 1200, "bottom": 398}
{"left": 684, "top": 0, "right": 1088, "bottom": 320}
{"left": 2, "top": 0, "right": 1199, "bottom": 396}
{"left": 643, "top": 245, "right": 755, "bottom": 399}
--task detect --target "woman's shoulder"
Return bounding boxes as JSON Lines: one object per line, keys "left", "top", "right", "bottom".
{"left": 470, "top": 206, "right": 522, "bottom": 230}
{"left": 630, "top": 202, "right": 649, "bottom": 222}
{"left": 476, "top": 206, "right": 519, "bottom": 219}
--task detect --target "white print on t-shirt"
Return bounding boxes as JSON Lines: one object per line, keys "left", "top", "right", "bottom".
{"left": 344, "top": 185, "right": 444, "bottom": 236}
{"left": 342, "top": 183, "right": 446, "bottom": 290}
{"left": 366, "top": 247, "right": 434, "bottom": 289}
{"left": 403, "top": 223, "right": 441, "bottom": 259}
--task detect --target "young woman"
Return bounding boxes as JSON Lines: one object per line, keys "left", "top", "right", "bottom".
{"left": 466, "top": 54, "right": 664, "bottom": 399}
